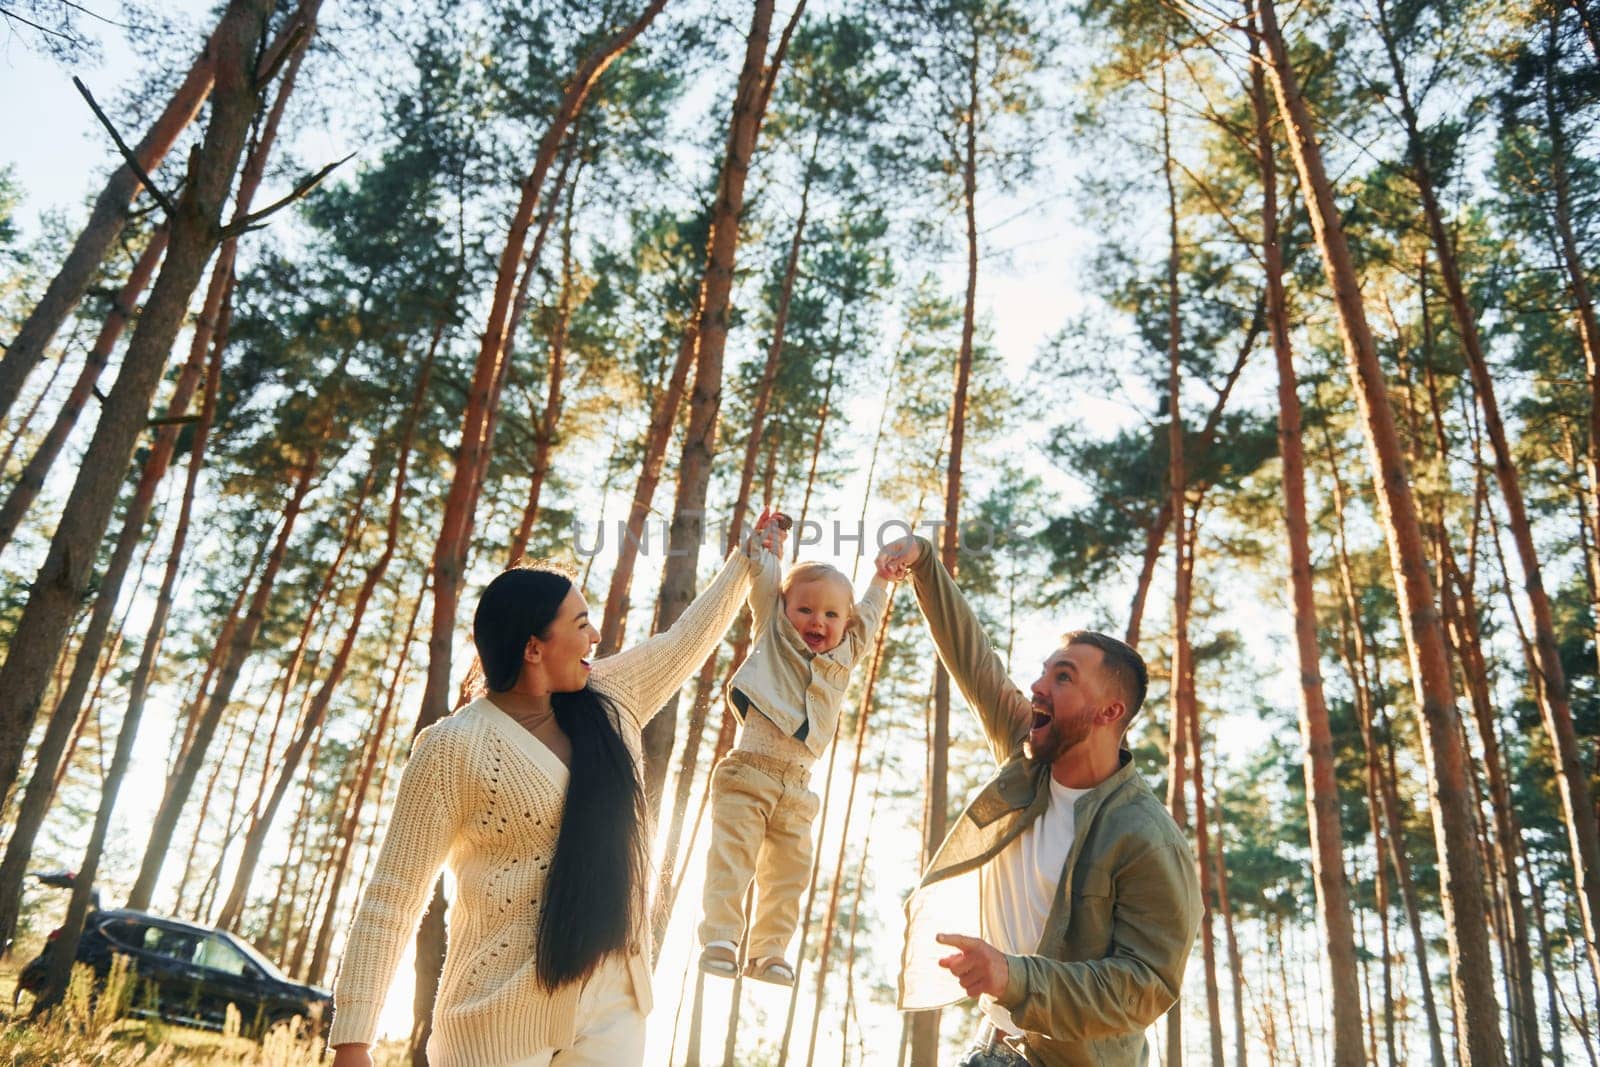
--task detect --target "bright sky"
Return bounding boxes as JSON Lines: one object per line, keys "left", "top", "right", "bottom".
{"left": 0, "top": 3, "right": 1318, "bottom": 1063}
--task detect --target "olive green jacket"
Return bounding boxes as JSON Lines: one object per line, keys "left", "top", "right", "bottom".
{"left": 896, "top": 538, "right": 1202, "bottom": 1067}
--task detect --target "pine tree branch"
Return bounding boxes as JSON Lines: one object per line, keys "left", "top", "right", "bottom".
{"left": 221, "top": 152, "right": 354, "bottom": 237}
{"left": 72, "top": 76, "right": 178, "bottom": 218}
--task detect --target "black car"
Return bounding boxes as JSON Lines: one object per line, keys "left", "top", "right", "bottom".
{"left": 18, "top": 907, "right": 332, "bottom": 1037}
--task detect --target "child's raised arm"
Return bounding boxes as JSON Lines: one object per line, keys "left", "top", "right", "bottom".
{"left": 741, "top": 508, "right": 786, "bottom": 625}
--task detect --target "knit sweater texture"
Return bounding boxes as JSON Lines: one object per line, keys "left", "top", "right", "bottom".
{"left": 328, "top": 550, "right": 753, "bottom": 1065}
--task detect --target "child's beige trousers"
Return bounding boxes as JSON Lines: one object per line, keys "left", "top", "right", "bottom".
{"left": 698, "top": 749, "right": 821, "bottom": 961}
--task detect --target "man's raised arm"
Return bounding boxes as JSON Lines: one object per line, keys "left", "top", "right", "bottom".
{"left": 878, "top": 534, "right": 1031, "bottom": 762}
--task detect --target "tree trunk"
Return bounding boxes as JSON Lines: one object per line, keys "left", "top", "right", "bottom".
{"left": 0, "top": 340, "right": 70, "bottom": 476}
{"left": 0, "top": 223, "right": 169, "bottom": 553}
{"left": 1325, "top": 427, "right": 1448, "bottom": 1067}
{"left": 1434, "top": 487, "right": 1543, "bottom": 1059}
{"left": 308, "top": 578, "right": 426, "bottom": 986}
{"left": 246, "top": 422, "right": 381, "bottom": 826}
{"left": 912, "top": 30, "right": 979, "bottom": 1066}
{"left": 467, "top": 143, "right": 577, "bottom": 548}
{"left": 1185, "top": 665, "right": 1224, "bottom": 1067}
{"left": 1248, "top": 12, "right": 1364, "bottom": 1057}
{"left": 801, "top": 622, "right": 891, "bottom": 1067}
{"left": 639, "top": 0, "right": 794, "bottom": 814}
{"left": 27, "top": 0, "right": 277, "bottom": 1010}
{"left": 214, "top": 334, "right": 429, "bottom": 932}
{"left": 1527, "top": 858, "right": 1568, "bottom": 1067}
{"left": 172, "top": 705, "right": 243, "bottom": 912}
{"left": 96, "top": 292, "right": 221, "bottom": 928}
{"left": 0, "top": 266, "right": 225, "bottom": 926}
{"left": 127, "top": 447, "right": 322, "bottom": 910}
{"left": 0, "top": 487, "right": 178, "bottom": 950}
{"left": 1123, "top": 305, "right": 1257, "bottom": 652}
{"left": 1377, "top": 1, "right": 1598, "bottom": 1015}
{"left": 1159, "top": 61, "right": 1192, "bottom": 1067}
{"left": 4, "top": 1, "right": 310, "bottom": 909}
{"left": 596, "top": 316, "right": 699, "bottom": 656}
{"left": 508, "top": 160, "right": 584, "bottom": 563}
{"left": 265, "top": 718, "right": 325, "bottom": 956}
{"left": 0, "top": 20, "right": 220, "bottom": 422}
{"left": 1210, "top": 784, "right": 1246, "bottom": 1067}
{"left": 1254, "top": 2, "right": 1506, "bottom": 1059}
{"left": 419, "top": 0, "right": 668, "bottom": 734}
{"left": 1125, "top": 500, "right": 1169, "bottom": 648}
{"left": 729, "top": 132, "right": 820, "bottom": 552}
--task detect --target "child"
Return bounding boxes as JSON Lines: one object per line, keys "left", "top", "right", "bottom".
{"left": 698, "top": 508, "right": 890, "bottom": 986}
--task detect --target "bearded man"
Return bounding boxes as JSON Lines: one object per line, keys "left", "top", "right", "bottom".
{"left": 876, "top": 535, "right": 1201, "bottom": 1067}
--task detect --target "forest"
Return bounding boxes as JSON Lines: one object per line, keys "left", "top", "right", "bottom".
{"left": 0, "top": 0, "right": 1598, "bottom": 1064}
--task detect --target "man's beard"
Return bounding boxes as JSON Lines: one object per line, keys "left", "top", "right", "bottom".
{"left": 1025, "top": 707, "right": 1093, "bottom": 764}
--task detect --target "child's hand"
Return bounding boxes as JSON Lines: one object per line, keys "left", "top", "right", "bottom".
{"left": 748, "top": 506, "right": 790, "bottom": 557}
{"left": 875, "top": 534, "right": 922, "bottom": 581}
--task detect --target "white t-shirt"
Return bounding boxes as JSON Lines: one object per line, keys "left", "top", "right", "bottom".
{"left": 978, "top": 774, "right": 1091, "bottom": 1035}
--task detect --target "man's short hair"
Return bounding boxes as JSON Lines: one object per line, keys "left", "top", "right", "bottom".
{"left": 1062, "top": 630, "right": 1148, "bottom": 727}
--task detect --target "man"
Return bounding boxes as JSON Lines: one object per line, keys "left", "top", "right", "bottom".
{"left": 877, "top": 535, "right": 1201, "bottom": 1067}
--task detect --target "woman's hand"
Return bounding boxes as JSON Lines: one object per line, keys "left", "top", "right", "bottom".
{"left": 875, "top": 534, "right": 923, "bottom": 581}
{"left": 331, "top": 1044, "right": 373, "bottom": 1067}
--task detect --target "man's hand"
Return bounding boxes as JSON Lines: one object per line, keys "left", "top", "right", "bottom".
{"left": 936, "top": 932, "right": 1009, "bottom": 1000}
{"left": 875, "top": 534, "right": 923, "bottom": 581}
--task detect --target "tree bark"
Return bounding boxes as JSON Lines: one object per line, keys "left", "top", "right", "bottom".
{"left": 3, "top": 0, "right": 311, "bottom": 910}
{"left": 1210, "top": 783, "right": 1246, "bottom": 1067}
{"left": 419, "top": 0, "right": 668, "bottom": 732}
{"left": 0, "top": 340, "right": 70, "bottom": 476}
{"left": 127, "top": 447, "right": 322, "bottom": 910}
{"left": 467, "top": 144, "right": 576, "bottom": 551}
{"left": 1125, "top": 500, "right": 1168, "bottom": 648}
{"left": 1325, "top": 425, "right": 1449, "bottom": 1067}
{"left": 801, "top": 620, "right": 890, "bottom": 1067}
{"left": 308, "top": 578, "right": 425, "bottom": 985}
{"left": 639, "top": 0, "right": 794, "bottom": 814}
{"left": 1254, "top": 2, "right": 1506, "bottom": 1059}
{"left": 0, "top": 223, "right": 169, "bottom": 553}
{"left": 214, "top": 334, "right": 429, "bottom": 932}
{"left": 1159, "top": 61, "right": 1192, "bottom": 1067}
{"left": 77, "top": 253, "right": 221, "bottom": 933}
{"left": 1185, "top": 659, "right": 1224, "bottom": 1067}
{"left": 1377, "top": 0, "right": 1597, "bottom": 1014}
{"left": 596, "top": 315, "right": 699, "bottom": 656}
{"left": 728, "top": 131, "right": 820, "bottom": 553}
{"left": 1249, "top": 10, "right": 1364, "bottom": 1058}
{"left": 0, "top": 20, "right": 222, "bottom": 422}
{"left": 27, "top": 0, "right": 277, "bottom": 1011}
{"left": 172, "top": 703, "right": 244, "bottom": 914}
{"left": 912, "top": 29, "right": 979, "bottom": 1065}
{"left": 508, "top": 161, "right": 583, "bottom": 563}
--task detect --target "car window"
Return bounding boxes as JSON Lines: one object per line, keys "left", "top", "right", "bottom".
{"left": 193, "top": 934, "right": 254, "bottom": 977}
{"left": 226, "top": 934, "right": 289, "bottom": 981}
{"left": 100, "top": 919, "right": 149, "bottom": 951}
{"left": 143, "top": 925, "right": 201, "bottom": 962}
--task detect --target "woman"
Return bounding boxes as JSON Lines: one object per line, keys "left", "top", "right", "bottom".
{"left": 328, "top": 516, "right": 778, "bottom": 1066}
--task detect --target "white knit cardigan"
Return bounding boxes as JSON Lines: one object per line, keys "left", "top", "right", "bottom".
{"left": 328, "top": 550, "right": 753, "bottom": 1064}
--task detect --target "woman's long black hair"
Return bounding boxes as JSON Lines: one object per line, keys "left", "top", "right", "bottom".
{"left": 474, "top": 565, "right": 648, "bottom": 990}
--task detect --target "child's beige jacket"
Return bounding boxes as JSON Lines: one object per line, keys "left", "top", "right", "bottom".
{"left": 726, "top": 548, "right": 888, "bottom": 759}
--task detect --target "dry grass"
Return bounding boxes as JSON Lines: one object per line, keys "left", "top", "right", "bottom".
{"left": 0, "top": 959, "right": 406, "bottom": 1066}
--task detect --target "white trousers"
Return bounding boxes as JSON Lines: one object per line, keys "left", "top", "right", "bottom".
{"left": 512, "top": 956, "right": 646, "bottom": 1067}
